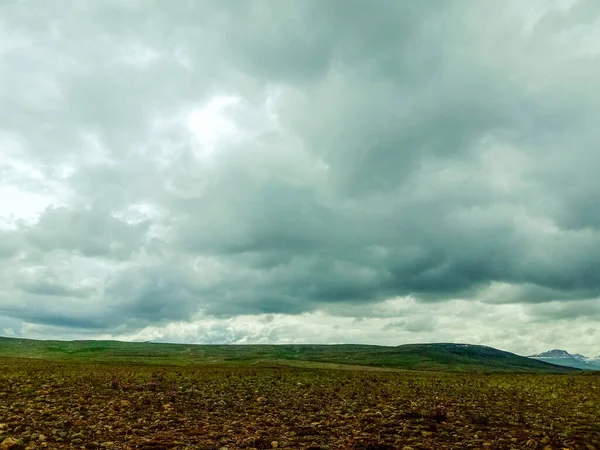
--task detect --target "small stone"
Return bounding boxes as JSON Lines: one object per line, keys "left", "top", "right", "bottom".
{"left": 0, "top": 437, "right": 25, "bottom": 450}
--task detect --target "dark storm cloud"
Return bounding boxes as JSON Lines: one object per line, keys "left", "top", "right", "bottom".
{"left": 16, "top": 278, "right": 93, "bottom": 298}
{"left": 210, "top": 0, "right": 449, "bottom": 84}
{"left": 9, "top": 310, "right": 108, "bottom": 330}
{"left": 1, "top": 0, "right": 600, "bottom": 340}
{"left": 529, "top": 299, "right": 600, "bottom": 322}
{"left": 24, "top": 206, "right": 150, "bottom": 259}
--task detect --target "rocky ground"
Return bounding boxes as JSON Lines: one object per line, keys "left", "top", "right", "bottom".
{"left": 1, "top": 358, "right": 599, "bottom": 449}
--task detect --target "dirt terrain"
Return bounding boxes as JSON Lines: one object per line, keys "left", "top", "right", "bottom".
{"left": 1, "top": 358, "right": 598, "bottom": 449}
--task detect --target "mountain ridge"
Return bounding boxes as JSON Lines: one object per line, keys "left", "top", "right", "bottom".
{"left": 528, "top": 348, "right": 600, "bottom": 370}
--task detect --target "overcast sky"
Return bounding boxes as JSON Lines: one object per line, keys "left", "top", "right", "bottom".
{"left": 1, "top": 0, "right": 600, "bottom": 356}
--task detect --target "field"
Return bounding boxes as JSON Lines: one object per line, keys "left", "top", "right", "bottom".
{"left": 1, "top": 358, "right": 599, "bottom": 450}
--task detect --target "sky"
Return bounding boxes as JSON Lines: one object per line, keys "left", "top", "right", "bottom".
{"left": 1, "top": 0, "right": 600, "bottom": 356}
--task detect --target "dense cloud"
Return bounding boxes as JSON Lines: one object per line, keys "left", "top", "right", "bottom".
{"left": 1, "top": 0, "right": 600, "bottom": 354}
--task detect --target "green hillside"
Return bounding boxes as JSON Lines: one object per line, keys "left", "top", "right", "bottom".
{"left": 0, "top": 336, "right": 576, "bottom": 373}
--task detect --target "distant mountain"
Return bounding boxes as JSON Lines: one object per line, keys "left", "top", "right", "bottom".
{"left": 0, "top": 336, "right": 577, "bottom": 373}
{"left": 528, "top": 349, "right": 600, "bottom": 370}
{"left": 572, "top": 353, "right": 589, "bottom": 361}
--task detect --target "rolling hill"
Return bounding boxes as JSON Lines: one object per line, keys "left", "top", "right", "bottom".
{"left": 0, "top": 336, "right": 577, "bottom": 373}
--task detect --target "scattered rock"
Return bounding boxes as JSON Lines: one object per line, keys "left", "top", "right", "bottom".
{"left": 0, "top": 437, "right": 25, "bottom": 450}
{"left": 0, "top": 360, "right": 597, "bottom": 449}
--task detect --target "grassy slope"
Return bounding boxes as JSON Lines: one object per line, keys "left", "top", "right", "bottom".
{"left": 0, "top": 336, "right": 577, "bottom": 373}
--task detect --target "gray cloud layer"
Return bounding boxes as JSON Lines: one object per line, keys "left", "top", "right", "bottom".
{"left": 1, "top": 0, "right": 600, "bottom": 353}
